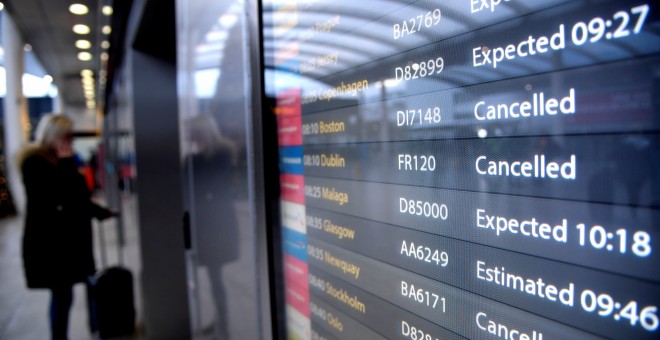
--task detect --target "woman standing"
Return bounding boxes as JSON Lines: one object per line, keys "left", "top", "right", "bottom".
{"left": 19, "top": 114, "right": 113, "bottom": 340}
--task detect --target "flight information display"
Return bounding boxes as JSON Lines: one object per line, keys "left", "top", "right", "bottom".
{"left": 260, "top": 1, "right": 660, "bottom": 339}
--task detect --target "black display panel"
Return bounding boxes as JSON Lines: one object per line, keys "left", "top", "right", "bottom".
{"left": 260, "top": 1, "right": 660, "bottom": 339}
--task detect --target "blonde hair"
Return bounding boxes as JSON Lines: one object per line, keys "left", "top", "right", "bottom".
{"left": 34, "top": 114, "right": 73, "bottom": 148}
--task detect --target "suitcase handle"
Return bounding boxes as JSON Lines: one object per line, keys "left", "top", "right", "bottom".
{"left": 98, "top": 220, "right": 108, "bottom": 268}
{"left": 96, "top": 216, "right": 122, "bottom": 269}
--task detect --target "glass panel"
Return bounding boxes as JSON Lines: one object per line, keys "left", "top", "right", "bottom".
{"left": 177, "top": 0, "right": 260, "bottom": 339}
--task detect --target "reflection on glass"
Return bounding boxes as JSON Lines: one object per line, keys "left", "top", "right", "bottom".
{"left": 179, "top": 0, "right": 258, "bottom": 339}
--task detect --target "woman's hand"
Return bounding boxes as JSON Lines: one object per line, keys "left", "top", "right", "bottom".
{"left": 97, "top": 209, "right": 119, "bottom": 221}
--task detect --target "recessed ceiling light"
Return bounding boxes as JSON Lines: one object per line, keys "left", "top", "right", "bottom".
{"left": 69, "top": 4, "right": 88, "bottom": 15}
{"left": 75, "top": 40, "right": 91, "bottom": 49}
{"left": 102, "top": 25, "right": 112, "bottom": 35}
{"left": 23, "top": 44, "right": 32, "bottom": 52}
{"left": 43, "top": 75, "right": 53, "bottom": 83}
{"left": 102, "top": 5, "right": 113, "bottom": 16}
{"left": 0, "top": 3, "right": 5, "bottom": 11}
{"left": 100, "top": 52, "right": 109, "bottom": 61}
{"left": 77, "top": 52, "right": 92, "bottom": 61}
{"left": 101, "top": 41, "right": 110, "bottom": 49}
{"left": 73, "top": 24, "right": 90, "bottom": 34}
{"left": 81, "top": 69, "right": 93, "bottom": 77}
{"left": 219, "top": 14, "right": 238, "bottom": 28}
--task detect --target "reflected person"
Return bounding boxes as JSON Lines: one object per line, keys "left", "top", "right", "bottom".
{"left": 189, "top": 115, "right": 240, "bottom": 339}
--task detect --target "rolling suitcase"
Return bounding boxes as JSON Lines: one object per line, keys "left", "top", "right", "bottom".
{"left": 95, "top": 220, "right": 136, "bottom": 338}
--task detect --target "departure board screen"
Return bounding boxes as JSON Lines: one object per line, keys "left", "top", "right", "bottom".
{"left": 260, "top": 1, "right": 660, "bottom": 339}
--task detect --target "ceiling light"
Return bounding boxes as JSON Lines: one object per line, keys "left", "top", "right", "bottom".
{"left": 82, "top": 77, "right": 94, "bottom": 84}
{"left": 75, "top": 40, "right": 91, "bottom": 49}
{"left": 100, "top": 52, "right": 109, "bottom": 61}
{"left": 384, "top": 78, "right": 400, "bottom": 88}
{"left": 69, "top": 4, "right": 89, "bottom": 15}
{"left": 205, "top": 30, "right": 228, "bottom": 42}
{"left": 102, "top": 5, "right": 113, "bottom": 16}
{"left": 102, "top": 25, "right": 112, "bottom": 35}
{"left": 73, "top": 24, "right": 90, "bottom": 34}
{"left": 24, "top": 44, "right": 32, "bottom": 52}
{"left": 78, "top": 52, "right": 92, "bottom": 61}
{"left": 43, "top": 75, "right": 53, "bottom": 83}
{"left": 477, "top": 128, "right": 488, "bottom": 138}
{"left": 0, "top": 3, "right": 4, "bottom": 11}
{"left": 81, "top": 69, "right": 93, "bottom": 77}
{"left": 101, "top": 41, "right": 110, "bottom": 49}
{"left": 219, "top": 14, "right": 238, "bottom": 28}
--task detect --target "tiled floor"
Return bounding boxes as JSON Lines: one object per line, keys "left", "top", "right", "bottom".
{"left": 0, "top": 215, "right": 95, "bottom": 340}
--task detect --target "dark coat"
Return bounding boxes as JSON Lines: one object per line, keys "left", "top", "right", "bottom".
{"left": 191, "top": 148, "right": 240, "bottom": 267}
{"left": 21, "top": 146, "right": 109, "bottom": 288}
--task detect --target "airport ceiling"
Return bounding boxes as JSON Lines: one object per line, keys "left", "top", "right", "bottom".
{"left": 3, "top": 0, "right": 112, "bottom": 109}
